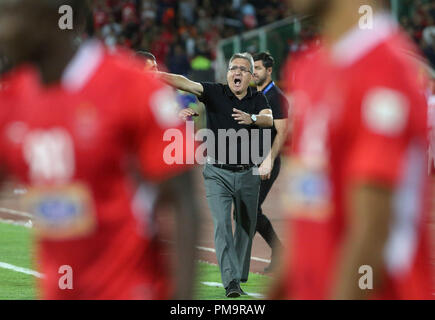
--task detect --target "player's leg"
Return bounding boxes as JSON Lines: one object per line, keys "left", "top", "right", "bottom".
{"left": 203, "top": 164, "right": 241, "bottom": 289}
{"left": 234, "top": 168, "right": 261, "bottom": 283}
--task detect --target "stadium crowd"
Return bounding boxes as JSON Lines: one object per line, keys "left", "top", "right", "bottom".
{"left": 400, "top": 0, "right": 435, "bottom": 67}
{"left": 90, "top": 0, "right": 435, "bottom": 78}
{"left": 284, "top": 0, "right": 435, "bottom": 69}
{"left": 92, "top": 0, "right": 288, "bottom": 75}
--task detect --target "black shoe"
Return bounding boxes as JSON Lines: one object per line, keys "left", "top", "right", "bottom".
{"left": 225, "top": 280, "right": 241, "bottom": 298}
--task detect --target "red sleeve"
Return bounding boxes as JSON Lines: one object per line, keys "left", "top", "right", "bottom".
{"left": 125, "top": 70, "right": 193, "bottom": 183}
{"left": 346, "top": 124, "right": 407, "bottom": 186}
{"left": 140, "top": 84, "right": 193, "bottom": 182}
{"left": 345, "top": 83, "right": 426, "bottom": 187}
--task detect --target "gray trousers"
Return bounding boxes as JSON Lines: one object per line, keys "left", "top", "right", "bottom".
{"left": 203, "top": 164, "right": 261, "bottom": 288}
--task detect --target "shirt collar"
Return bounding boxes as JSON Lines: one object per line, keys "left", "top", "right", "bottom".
{"left": 261, "top": 81, "right": 275, "bottom": 94}
{"left": 331, "top": 12, "right": 398, "bottom": 67}
{"left": 61, "top": 39, "right": 104, "bottom": 92}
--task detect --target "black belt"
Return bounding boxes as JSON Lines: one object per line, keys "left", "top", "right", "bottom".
{"left": 212, "top": 163, "right": 255, "bottom": 172}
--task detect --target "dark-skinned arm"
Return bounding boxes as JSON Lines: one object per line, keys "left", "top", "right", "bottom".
{"left": 155, "top": 170, "right": 200, "bottom": 300}
{"left": 331, "top": 183, "right": 392, "bottom": 300}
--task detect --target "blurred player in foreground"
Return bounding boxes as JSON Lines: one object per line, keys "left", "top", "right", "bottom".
{"left": 426, "top": 69, "right": 435, "bottom": 174}
{"left": 271, "top": 0, "right": 434, "bottom": 299}
{"left": 0, "top": 0, "right": 199, "bottom": 300}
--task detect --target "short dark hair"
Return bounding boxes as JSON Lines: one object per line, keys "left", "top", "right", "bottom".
{"left": 136, "top": 51, "right": 157, "bottom": 62}
{"left": 253, "top": 52, "right": 274, "bottom": 69}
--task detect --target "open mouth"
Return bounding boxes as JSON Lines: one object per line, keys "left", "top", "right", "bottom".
{"left": 234, "top": 78, "right": 242, "bottom": 88}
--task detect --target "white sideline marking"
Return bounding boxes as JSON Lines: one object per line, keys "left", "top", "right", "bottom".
{"left": 201, "top": 281, "right": 264, "bottom": 299}
{"left": 196, "top": 246, "right": 271, "bottom": 264}
{"left": 0, "top": 262, "right": 44, "bottom": 278}
{"left": 0, "top": 261, "right": 265, "bottom": 298}
{"left": 0, "top": 208, "right": 271, "bottom": 264}
{"left": 13, "top": 189, "right": 27, "bottom": 195}
{"left": 0, "top": 219, "right": 32, "bottom": 228}
{"left": 0, "top": 207, "right": 33, "bottom": 219}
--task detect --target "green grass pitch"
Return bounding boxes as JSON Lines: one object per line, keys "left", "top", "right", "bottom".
{"left": 0, "top": 222, "right": 269, "bottom": 300}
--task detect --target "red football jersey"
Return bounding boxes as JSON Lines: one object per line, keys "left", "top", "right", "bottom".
{"left": 284, "top": 15, "right": 433, "bottom": 299}
{"left": 0, "top": 41, "right": 187, "bottom": 299}
{"left": 428, "top": 94, "right": 435, "bottom": 174}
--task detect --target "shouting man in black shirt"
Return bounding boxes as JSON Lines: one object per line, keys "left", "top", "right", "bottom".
{"left": 253, "top": 52, "right": 289, "bottom": 272}
{"left": 159, "top": 53, "right": 273, "bottom": 298}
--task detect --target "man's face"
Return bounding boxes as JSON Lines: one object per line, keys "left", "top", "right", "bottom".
{"left": 227, "top": 58, "right": 252, "bottom": 95}
{"left": 253, "top": 60, "right": 271, "bottom": 87}
{"left": 144, "top": 59, "right": 158, "bottom": 72}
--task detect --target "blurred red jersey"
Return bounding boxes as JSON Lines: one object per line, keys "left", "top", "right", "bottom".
{"left": 284, "top": 14, "right": 433, "bottom": 299}
{"left": 0, "top": 41, "right": 187, "bottom": 299}
{"left": 428, "top": 94, "right": 435, "bottom": 174}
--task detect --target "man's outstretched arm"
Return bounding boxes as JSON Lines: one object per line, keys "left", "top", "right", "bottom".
{"left": 158, "top": 72, "right": 204, "bottom": 97}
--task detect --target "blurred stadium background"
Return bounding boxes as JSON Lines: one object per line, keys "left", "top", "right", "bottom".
{"left": 89, "top": 0, "right": 434, "bottom": 80}
{"left": 87, "top": 0, "right": 435, "bottom": 135}
{"left": 0, "top": 0, "right": 434, "bottom": 300}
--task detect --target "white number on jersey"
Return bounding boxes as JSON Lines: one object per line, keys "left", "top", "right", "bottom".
{"left": 23, "top": 128, "right": 75, "bottom": 183}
